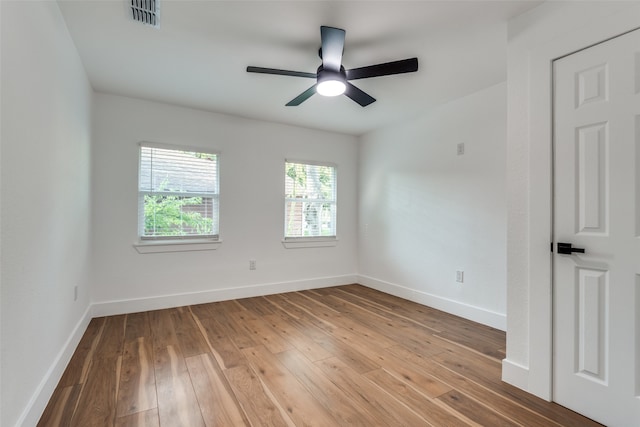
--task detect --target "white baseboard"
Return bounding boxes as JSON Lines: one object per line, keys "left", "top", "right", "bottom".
{"left": 91, "top": 274, "right": 358, "bottom": 317}
{"left": 357, "top": 274, "right": 506, "bottom": 331}
{"left": 17, "top": 304, "right": 93, "bottom": 427}
{"left": 502, "top": 358, "right": 530, "bottom": 392}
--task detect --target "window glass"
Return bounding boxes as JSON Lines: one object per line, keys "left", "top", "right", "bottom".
{"left": 285, "top": 161, "right": 336, "bottom": 238}
{"left": 139, "top": 144, "right": 219, "bottom": 240}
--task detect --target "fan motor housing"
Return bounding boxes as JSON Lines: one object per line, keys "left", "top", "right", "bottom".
{"left": 316, "top": 66, "right": 347, "bottom": 84}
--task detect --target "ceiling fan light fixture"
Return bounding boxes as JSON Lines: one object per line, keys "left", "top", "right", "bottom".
{"left": 317, "top": 79, "right": 346, "bottom": 97}
{"left": 316, "top": 68, "right": 346, "bottom": 97}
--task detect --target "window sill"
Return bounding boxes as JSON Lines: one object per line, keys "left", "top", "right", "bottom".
{"left": 281, "top": 237, "right": 338, "bottom": 249}
{"left": 134, "top": 239, "right": 222, "bottom": 254}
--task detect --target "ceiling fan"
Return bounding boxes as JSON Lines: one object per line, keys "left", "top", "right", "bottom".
{"left": 246, "top": 26, "right": 418, "bottom": 107}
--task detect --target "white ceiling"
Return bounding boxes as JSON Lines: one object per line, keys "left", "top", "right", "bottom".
{"left": 57, "top": 0, "right": 542, "bottom": 136}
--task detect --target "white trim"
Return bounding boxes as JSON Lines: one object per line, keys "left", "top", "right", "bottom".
{"left": 138, "top": 140, "right": 219, "bottom": 156}
{"left": 91, "top": 274, "right": 357, "bottom": 317}
{"left": 357, "top": 275, "right": 506, "bottom": 331}
{"left": 16, "top": 305, "right": 93, "bottom": 427}
{"left": 133, "top": 239, "right": 222, "bottom": 253}
{"left": 285, "top": 158, "right": 337, "bottom": 168}
{"left": 282, "top": 237, "right": 338, "bottom": 249}
{"left": 502, "top": 359, "right": 530, "bottom": 391}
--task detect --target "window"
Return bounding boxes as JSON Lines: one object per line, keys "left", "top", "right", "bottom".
{"left": 284, "top": 160, "right": 336, "bottom": 238}
{"left": 138, "top": 143, "right": 219, "bottom": 240}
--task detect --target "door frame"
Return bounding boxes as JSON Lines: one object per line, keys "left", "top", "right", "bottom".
{"left": 505, "top": 3, "right": 640, "bottom": 401}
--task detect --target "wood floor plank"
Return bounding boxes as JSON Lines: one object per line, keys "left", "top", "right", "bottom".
{"left": 185, "top": 353, "right": 249, "bottom": 426}
{"left": 265, "top": 301, "right": 381, "bottom": 373}
{"left": 190, "top": 301, "right": 222, "bottom": 319}
{"left": 437, "top": 389, "right": 519, "bottom": 427}
{"left": 218, "top": 299, "right": 246, "bottom": 313}
{"left": 386, "top": 331, "right": 466, "bottom": 359}
{"left": 363, "top": 368, "right": 472, "bottom": 427}
{"left": 95, "top": 315, "right": 126, "bottom": 360}
{"left": 283, "top": 292, "right": 341, "bottom": 323}
{"left": 263, "top": 294, "right": 306, "bottom": 319}
{"left": 236, "top": 296, "right": 276, "bottom": 316}
{"left": 435, "top": 328, "right": 506, "bottom": 359}
{"left": 304, "top": 294, "right": 401, "bottom": 349}
{"left": 191, "top": 312, "right": 227, "bottom": 342}
{"left": 191, "top": 313, "right": 248, "bottom": 369}
{"left": 277, "top": 349, "right": 382, "bottom": 427}
{"left": 223, "top": 364, "right": 292, "bottom": 427}
{"left": 323, "top": 289, "right": 443, "bottom": 334}
{"left": 314, "top": 357, "right": 428, "bottom": 426}
{"left": 432, "top": 346, "right": 505, "bottom": 387}
{"left": 313, "top": 291, "right": 448, "bottom": 353}
{"left": 148, "top": 309, "right": 179, "bottom": 352}
{"left": 210, "top": 309, "right": 260, "bottom": 350}
{"left": 114, "top": 409, "right": 160, "bottom": 427}
{"left": 264, "top": 307, "right": 379, "bottom": 372}
{"left": 373, "top": 347, "right": 453, "bottom": 398}
{"left": 336, "top": 285, "right": 459, "bottom": 333}
{"left": 170, "top": 306, "right": 209, "bottom": 358}
{"left": 154, "top": 345, "right": 205, "bottom": 427}
{"left": 308, "top": 326, "right": 381, "bottom": 374}
{"left": 70, "top": 357, "right": 120, "bottom": 427}
{"left": 230, "top": 312, "right": 293, "bottom": 354}
{"left": 388, "top": 345, "right": 570, "bottom": 427}
{"left": 124, "top": 312, "right": 152, "bottom": 342}
{"left": 242, "top": 345, "right": 340, "bottom": 427}
{"left": 262, "top": 314, "right": 332, "bottom": 362}
{"left": 338, "top": 283, "right": 506, "bottom": 342}
{"left": 342, "top": 285, "right": 508, "bottom": 355}
{"left": 277, "top": 294, "right": 339, "bottom": 332}
{"left": 58, "top": 317, "right": 105, "bottom": 387}
{"left": 433, "top": 351, "right": 603, "bottom": 427}
{"left": 116, "top": 337, "right": 157, "bottom": 417}
{"left": 37, "top": 385, "right": 81, "bottom": 427}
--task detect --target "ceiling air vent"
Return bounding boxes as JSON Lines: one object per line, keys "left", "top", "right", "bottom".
{"left": 130, "top": 0, "right": 159, "bottom": 28}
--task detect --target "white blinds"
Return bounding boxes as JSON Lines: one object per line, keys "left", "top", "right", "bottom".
{"left": 284, "top": 161, "right": 337, "bottom": 238}
{"left": 139, "top": 144, "right": 219, "bottom": 239}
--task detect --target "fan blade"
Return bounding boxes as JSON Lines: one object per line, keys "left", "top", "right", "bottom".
{"left": 247, "top": 66, "right": 316, "bottom": 79}
{"left": 320, "top": 26, "right": 345, "bottom": 71}
{"left": 344, "top": 82, "right": 376, "bottom": 107}
{"left": 346, "top": 57, "right": 418, "bottom": 80}
{"left": 286, "top": 85, "right": 317, "bottom": 106}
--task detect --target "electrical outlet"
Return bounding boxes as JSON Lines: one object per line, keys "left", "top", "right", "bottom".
{"left": 249, "top": 260, "right": 256, "bottom": 270}
{"left": 456, "top": 271, "right": 464, "bottom": 283}
{"left": 457, "top": 143, "right": 465, "bottom": 155}
{"left": 74, "top": 285, "right": 78, "bottom": 301}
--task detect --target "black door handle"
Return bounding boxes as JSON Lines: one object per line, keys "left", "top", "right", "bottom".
{"left": 557, "top": 242, "right": 585, "bottom": 254}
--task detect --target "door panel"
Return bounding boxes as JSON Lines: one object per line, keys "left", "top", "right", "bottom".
{"left": 576, "top": 267, "right": 607, "bottom": 383}
{"left": 553, "top": 29, "right": 640, "bottom": 427}
{"left": 576, "top": 122, "right": 608, "bottom": 234}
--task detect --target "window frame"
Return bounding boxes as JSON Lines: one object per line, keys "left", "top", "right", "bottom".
{"left": 137, "top": 141, "right": 220, "bottom": 245}
{"left": 283, "top": 159, "right": 338, "bottom": 242}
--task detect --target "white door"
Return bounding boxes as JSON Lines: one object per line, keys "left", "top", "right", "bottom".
{"left": 553, "top": 29, "right": 640, "bottom": 427}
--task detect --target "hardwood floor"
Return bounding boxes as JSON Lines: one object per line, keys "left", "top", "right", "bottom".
{"left": 38, "top": 285, "right": 601, "bottom": 426}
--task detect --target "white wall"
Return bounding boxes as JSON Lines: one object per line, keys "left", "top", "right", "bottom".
{"left": 91, "top": 93, "right": 358, "bottom": 312}
{"left": 504, "top": 1, "right": 640, "bottom": 399}
{"left": 358, "top": 83, "right": 507, "bottom": 329}
{"left": 0, "top": 2, "right": 93, "bottom": 426}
